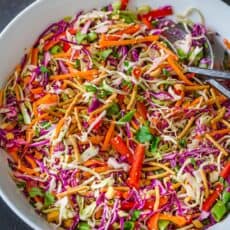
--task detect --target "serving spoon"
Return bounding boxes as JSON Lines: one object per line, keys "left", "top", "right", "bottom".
{"left": 161, "top": 23, "right": 230, "bottom": 98}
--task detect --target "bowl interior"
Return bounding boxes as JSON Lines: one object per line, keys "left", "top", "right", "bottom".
{"left": 0, "top": 0, "right": 229, "bottom": 229}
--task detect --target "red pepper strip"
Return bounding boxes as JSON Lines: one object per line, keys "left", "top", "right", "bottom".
{"left": 63, "top": 42, "right": 70, "bottom": 52}
{"left": 141, "top": 6, "right": 173, "bottom": 23}
{"left": 220, "top": 161, "right": 230, "bottom": 179}
{"left": 111, "top": 136, "right": 133, "bottom": 163}
{"left": 121, "top": 197, "right": 168, "bottom": 211}
{"left": 44, "top": 32, "right": 65, "bottom": 51}
{"left": 202, "top": 183, "right": 223, "bottom": 211}
{"left": 147, "top": 212, "right": 160, "bottom": 230}
{"left": 127, "top": 144, "right": 145, "bottom": 188}
{"left": 121, "top": 0, "right": 129, "bottom": 10}
{"left": 137, "top": 102, "right": 147, "bottom": 120}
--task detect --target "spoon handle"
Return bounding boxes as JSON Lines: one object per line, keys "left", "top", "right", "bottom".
{"left": 186, "top": 66, "right": 230, "bottom": 80}
{"left": 206, "top": 79, "right": 230, "bottom": 98}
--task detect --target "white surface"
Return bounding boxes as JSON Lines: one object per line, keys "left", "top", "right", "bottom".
{"left": 0, "top": 0, "right": 229, "bottom": 229}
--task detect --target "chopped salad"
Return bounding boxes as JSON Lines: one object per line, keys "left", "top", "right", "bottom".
{"left": 0, "top": 1, "right": 230, "bottom": 229}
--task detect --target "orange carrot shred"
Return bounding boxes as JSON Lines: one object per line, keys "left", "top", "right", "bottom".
{"left": 167, "top": 56, "right": 194, "bottom": 86}
{"left": 102, "top": 121, "right": 115, "bottom": 151}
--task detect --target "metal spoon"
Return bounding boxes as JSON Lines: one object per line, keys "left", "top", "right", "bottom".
{"left": 161, "top": 23, "right": 230, "bottom": 98}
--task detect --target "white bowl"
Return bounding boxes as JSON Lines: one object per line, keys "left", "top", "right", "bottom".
{"left": 0, "top": 0, "right": 229, "bottom": 229}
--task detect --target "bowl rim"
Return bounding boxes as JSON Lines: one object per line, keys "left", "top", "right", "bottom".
{"left": 0, "top": 2, "right": 43, "bottom": 229}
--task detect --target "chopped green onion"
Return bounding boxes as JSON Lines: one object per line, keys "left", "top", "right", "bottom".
{"left": 88, "top": 32, "right": 98, "bottom": 42}
{"left": 124, "top": 221, "right": 135, "bottom": 230}
{"left": 158, "top": 220, "right": 170, "bottom": 230}
{"left": 50, "top": 45, "right": 62, "bottom": 55}
{"left": 76, "top": 32, "right": 88, "bottom": 44}
{"left": 78, "top": 222, "right": 91, "bottom": 230}
{"left": 162, "top": 68, "right": 170, "bottom": 77}
{"left": 75, "top": 60, "right": 80, "bottom": 69}
{"left": 177, "top": 48, "right": 188, "bottom": 60}
{"left": 150, "top": 136, "right": 160, "bottom": 153}
{"left": 107, "top": 103, "right": 120, "bottom": 117}
{"left": 40, "top": 66, "right": 49, "bottom": 73}
{"left": 222, "top": 191, "right": 230, "bottom": 204}
{"left": 85, "top": 84, "right": 97, "bottom": 93}
{"left": 178, "top": 139, "right": 187, "bottom": 148}
{"left": 44, "top": 192, "right": 55, "bottom": 207}
{"left": 29, "top": 187, "right": 44, "bottom": 198}
{"left": 118, "top": 110, "right": 135, "bottom": 123}
{"left": 112, "top": 1, "right": 121, "bottom": 11}
{"left": 131, "top": 210, "right": 141, "bottom": 221}
{"left": 100, "top": 49, "right": 113, "bottom": 60}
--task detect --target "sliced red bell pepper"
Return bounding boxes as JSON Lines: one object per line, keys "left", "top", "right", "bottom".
{"left": 121, "top": 200, "right": 155, "bottom": 210}
{"left": 121, "top": 0, "right": 129, "bottom": 10}
{"left": 140, "top": 6, "right": 173, "bottom": 25}
{"left": 202, "top": 183, "right": 223, "bottom": 211}
{"left": 127, "top": 144, "right": 145, "bottom": 188}
{"left": 137, "top": 102, "right": 147, "bottom": 120}
{"left": 220, "top": 161, "right": 230, "bottom": 179}
{"left": 121, "top": 196, "right": 168, "bottom": 211}
{"left": 62, "top": 42, "right": 70, "bottom": 52}
{"left": 111, "top": 136, "right": 133, "bottom": 163}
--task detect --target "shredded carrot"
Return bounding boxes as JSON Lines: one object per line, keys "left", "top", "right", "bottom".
{"left": 184, "top": 96, "right": 203, "bottom": 109}
{"left": 105, "top": 24, "right": 141, "bottom": 41}
{"left": 18, "top": 164, "right": 36, "bottom": 175}
{"left": 26, "top": 130, "right": 33, "bottom": 143}
{"left": 159, "top": 214, "right": 187, "bottom": 227}
{"left": 31, "top": 48, "right": 39, "bottom": 66}
{"left": 14, "top": 85, "right": 21, "bottom": 101}
{"left": 102, "top": 121, "right": 115, "bottom": 151}
{"left": 224, "top": 38, "right": 230, "bottom": 50}
{"left": 34, "top": 151, "right": 43, "bottom": 160}
{"left": 53, "top": 52, "right": 71, "bottom": 59}
{"left": 50, "top": 69, "right": 98, "bottom": 81}
{"left": 30, "top": 87, "right": 44, "bottom": 95}
{"left": 80, "top": 136, "right": 105, "bottom": 145}
{"left": 34, "top": 94, "right": 59, "bottom": 106}
{"left": 99, "top": 35, "right": 159, "bottom": 48}
{"left": 0, "top": 90, "right": 3, "bottom": 107}
{"left": 83, "top": 159, "right": 106, "bottom": 167}
{"left": 208, "top": 128, "right": 230, "bottom": 137}
{"left": 167, "top": 56, "right": 194, "bottom": 85}
{"left": 23, "top": 76, "right": 31, "bottom": 85}
{"left": 25, "top": 156, "right": 37, "bottom": 169}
